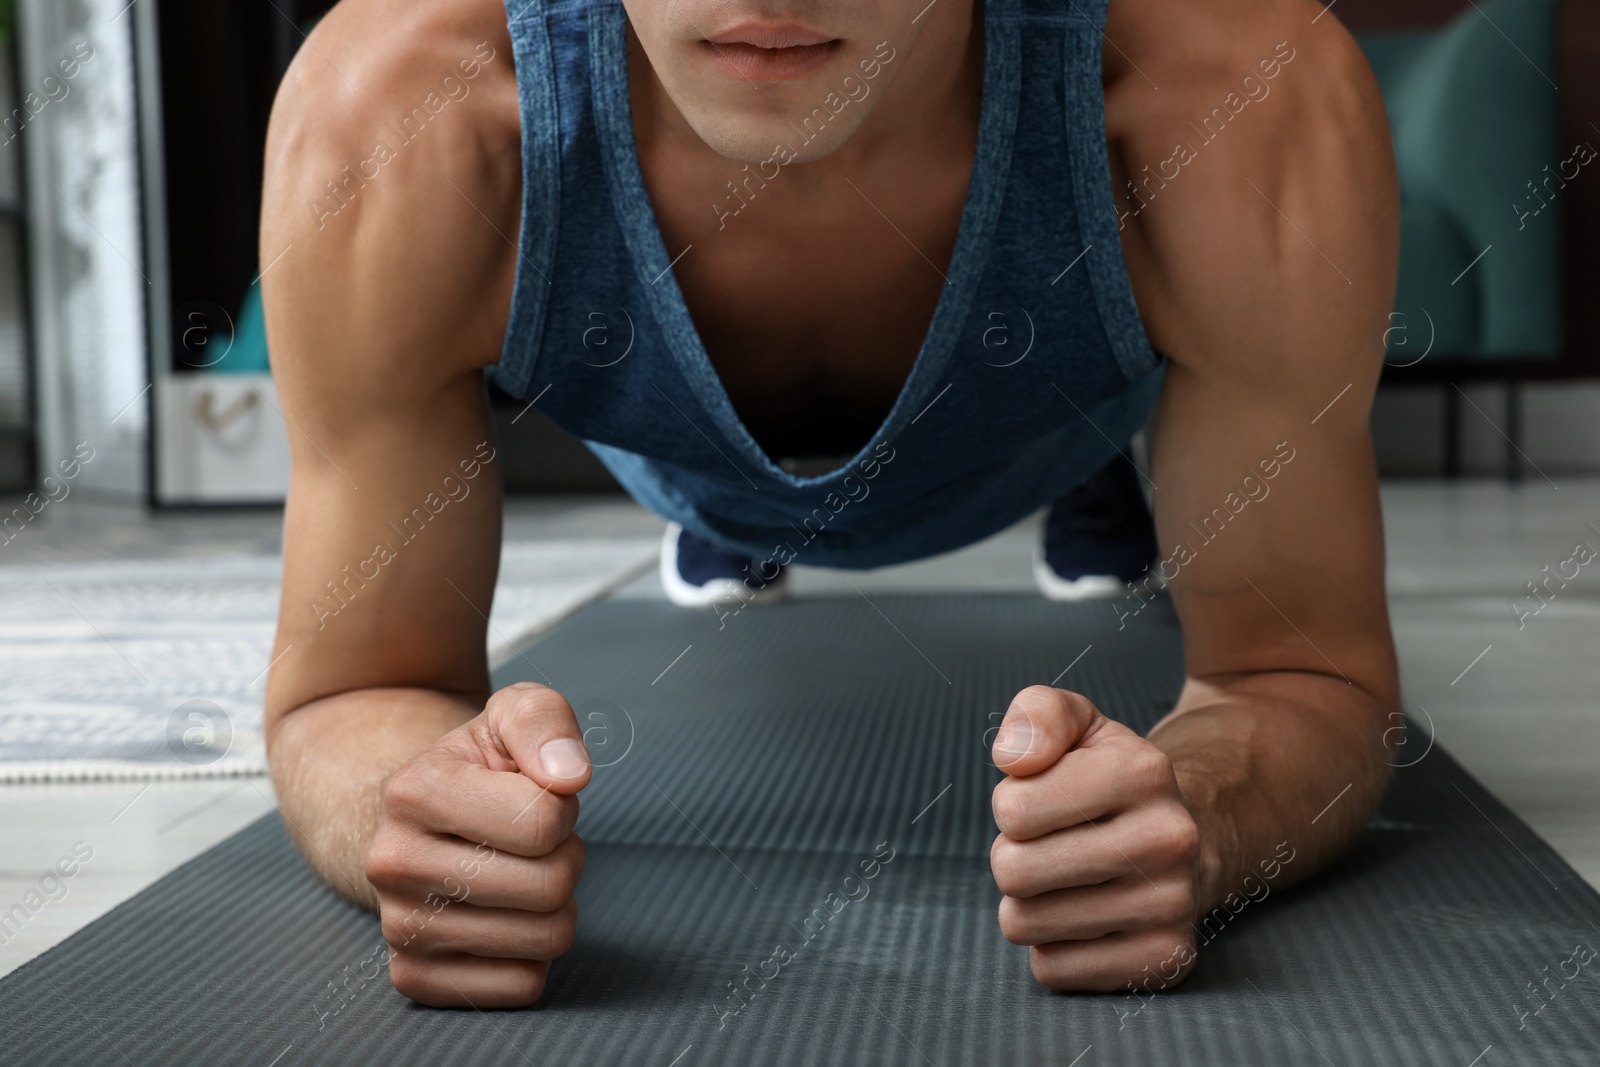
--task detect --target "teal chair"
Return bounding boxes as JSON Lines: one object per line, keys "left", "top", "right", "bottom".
{"left": 198, "top": 281, "right": 271, "bottom": 375}
{"left": 1355, "top": 0, "right": 1564, "bottom": 477}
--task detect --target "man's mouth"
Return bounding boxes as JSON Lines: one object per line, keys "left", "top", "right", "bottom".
{"left": 702, "top": 22, "right": 842, "bottom": 81}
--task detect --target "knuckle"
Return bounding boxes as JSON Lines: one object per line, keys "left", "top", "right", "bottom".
{"left": 1015, "top": 683, "right": 1061, "bottom": 708}
{"left": 381, "top": 764, "right": 434, "bottom": 823}
{"left": 1127, "top": 745, "right": 1174, "bottom": 793}
{"left": 1141, "top": 931, "right": 1199, "bottom": 988}
{"left": 529, "top": 836, "right": 583, "bottom": 908}
{"left": 380, "top": 909, "right": 423, "bottom": 949}
{"left": 493, "top": 681, "right": 549, "bottom": 705}
{"left": 1061, "top": 689, "right": 1100, "bottom": 719}
{"left": 990, "top": 782, "right": 1030, "bottom": 836}
{"left": 492, "top": 682, "right": 569, "bottom": 718}
{"left": 386, "top": 953, "right": 429, "bottom": 1000}
{"left": 1160, "top": 813, "right": 1202, "bottom": 863}
{"left": 363, "top": 834, "right": 409, "bottom": 889}
{"left": 533, "top": 902, "right": 578, "bottom": 958}
{"left": 551, "top": 849, "right": 581, "bottom": 901}
{"left": 1051, "top": 687, "right": 1101, "bottom": 733}
{"left": 1152, "top": 879, "right": 1197, "bottom": 924}
{"left": 996, "top": 896, "right": 1032, "bottom": 945}
{"left": 526, "top": 794, "right": 579, "bottom": 854}
{"left": 518, "top": 799, "right": 559, "bottom": 854}
{"left": 1028, "top": 945, "right": 1073, "bottom": 991}
{"left": 549, "top": 918, "right": 578, "bottom": 959}
{"left": 989, "top": 837, "right": 1028, "bottom": 897}
{"left": 506, "top": 961, "right": 548, "bottom": 1004}
{"left": 529, "top": 861, "right": 565, "bottom": 910}
{"left": 1013, "top": 685, "right": 1069, "bottom": 728}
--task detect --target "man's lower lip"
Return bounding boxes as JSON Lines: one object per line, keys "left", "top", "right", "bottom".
{"left": 703, "top": 40, "right": 842, "bottom": 81}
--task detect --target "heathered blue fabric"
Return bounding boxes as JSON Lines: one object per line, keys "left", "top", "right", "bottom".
{"left": 494, "top": 0, "right": 1165, "bottom": 568}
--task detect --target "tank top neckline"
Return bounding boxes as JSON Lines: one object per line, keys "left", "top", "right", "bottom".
{"left": 588, "top": 0, "right": 1021, "bottom": 489}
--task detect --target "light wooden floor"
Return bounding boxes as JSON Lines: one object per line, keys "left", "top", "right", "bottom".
{"left": 3, "top": 482, "right": 1596, "bottom": 980}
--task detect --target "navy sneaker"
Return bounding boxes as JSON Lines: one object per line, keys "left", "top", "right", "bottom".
{"left": 660, "top": 522, "right": 789, "bottom": 607}
{"left": 1033, "top": 457, "right": 1158, "bottom": 601}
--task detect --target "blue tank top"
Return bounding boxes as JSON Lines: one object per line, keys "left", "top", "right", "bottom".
{"left": 495, "top": 0, "right": 1165, "bottom": 569}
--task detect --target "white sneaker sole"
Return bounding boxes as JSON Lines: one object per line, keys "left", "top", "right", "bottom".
{"left": 1032, "top": 548, "right": 1128, "bottom": 602}
{"left": 659, "top": 523, "right": 789, "bottom": 608}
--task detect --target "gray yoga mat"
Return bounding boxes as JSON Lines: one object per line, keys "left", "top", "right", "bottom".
{"left": 2, "top": 595, "right": 1598, "bottom": 1066}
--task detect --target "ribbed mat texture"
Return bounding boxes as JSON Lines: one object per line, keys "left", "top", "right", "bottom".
{"left": 2, "top": 596, "right": 1597, "bottom": 1066}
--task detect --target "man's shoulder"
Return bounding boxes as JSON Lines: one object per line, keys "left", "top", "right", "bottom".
{"left": 1097, "top": 0, "right": 1398, "bottom": 386}
{"left": 260, "top": 0, "right": 525, "bottom": 411}
{"left": 1101, "top": 0, "right": 1376, "bottom": 143}
{"left": 272, "top": 0, "right": 520, "bottom": 168}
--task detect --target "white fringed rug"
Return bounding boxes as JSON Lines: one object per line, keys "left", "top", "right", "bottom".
{"left": 0, "top": 540, "right": 657, "bottom": 781}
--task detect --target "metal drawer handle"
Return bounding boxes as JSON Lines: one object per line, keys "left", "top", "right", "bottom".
{"left": 193, "top": 388, "right": 260, "bottom": 433}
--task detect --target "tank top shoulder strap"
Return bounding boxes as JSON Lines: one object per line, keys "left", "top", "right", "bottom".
{"left": 1030, "top": 0, "right": 1157, "bottom": 381}
{"left": 494, "top": 0, "right": 598, "bottom": 398}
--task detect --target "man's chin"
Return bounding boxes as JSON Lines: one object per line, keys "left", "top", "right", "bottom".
{"left": 682, "top": 103, "right": 870, "bottom": 166}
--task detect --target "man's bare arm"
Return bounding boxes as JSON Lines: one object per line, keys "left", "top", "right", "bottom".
{"left": 1109, "top": 0, "right": 1401, "bottom": 901}
{"left": 988, "top": 0, "right": 1400, "bottom": 992}
{"left": 263, "top": 0, "right": 592, "bottom": 1009}
{"left": 260, "top": 0, "right": 522, "bottom": 905}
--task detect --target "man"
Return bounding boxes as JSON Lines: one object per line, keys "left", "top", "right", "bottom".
{"left": 261, "top": 0, "right": 1400, "bottom": 1009}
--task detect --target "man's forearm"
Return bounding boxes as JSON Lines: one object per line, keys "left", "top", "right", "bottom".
{"left": 266, "top": 688, "right": 483, "bottom": 909}
{"left": 1147, "top": 671, "right": 1393, "bottom": 915}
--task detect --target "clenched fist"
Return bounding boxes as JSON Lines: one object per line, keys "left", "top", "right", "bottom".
{"left": 364, "top": 683, "right": 591, "bottom": 1007}
{"left": 989, "top": 685, "right": 1205, "bottom": 992}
